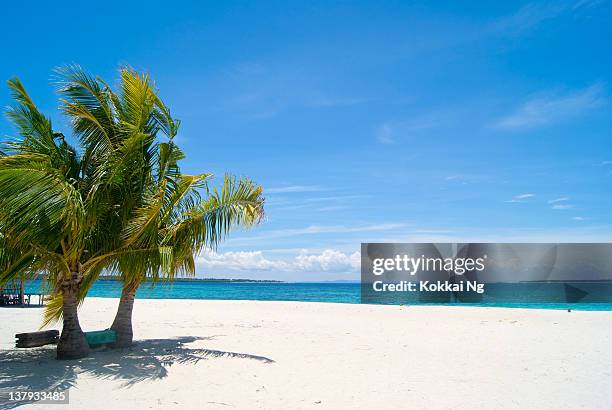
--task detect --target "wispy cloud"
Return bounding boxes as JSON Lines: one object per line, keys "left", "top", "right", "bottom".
{"left": 271, "top": 194, "right": 370, "bottom": 212}
{"left": 490, "top": 2, "right": 567, "bottom": 34}
{"left": 220, "top": 92, "right": 282, "bottom": 120}
{"left": 572, "top": 0, "right": 607, "bottom": 11}
{"left": 413, "top": 229, "right": 455, "bottom": 234}
{"left": 443, "top": 174, "right": 488, "bottom": 185}
{"left": 304, "top": 195, "right": 370, "bottom": 203}
{"left": 552, "top": 204, "right": 574, "bottom": 210}
{"left": 494, "top": 83, "right": 605, "bottom": 130}
{"left": 505, "top": 193, "right": 535, "bottom": 203}
{"left": 378, "top": 225, "right": 612, "bottom": 243}
{"left": 572, "top": 216, "right": 590, "bottom": 221}
{"left": 375, "top": 115, "right": 440, "bottom": 144}
{"left": 267, "top": 185, "right": 326, "bottom": 194}
{"left": 490, "top": 1, "right": 604, "bottom": 35}
{"left": 548, "top": 197, "right": 570, "bottom": 204}
{"left": 414, "top": 1, "right": 605, "bottom": 57}
{"left": 272, "top": 204, "right": 313, "bottom": 211}
{"left": 220, "top": 62, "right": 372, "bottom": 119}
{"left": 307, "top": 96, "right": 370, "bottom": 108}
{"left": 228, "top": 223, "right": 406, "bottom": 243}
{"left": 231, "top": 62, "right": 266, "bottom": 76}
{"left": 376, "top": 123, "right": 396, "bottom": 144}
{"left": 315, "top": 205, "right": 349, "bottom": 212}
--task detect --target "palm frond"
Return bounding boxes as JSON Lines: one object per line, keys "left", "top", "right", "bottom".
{"left": 56, "top": 66, "right": 115, "bottom": 144}
{"left": 0, "top": 155, "right": 85, "bottom": 248}
{"left": 41, "top": 293, "right": 63, "bottom": 328}
{"left": 170, "top": 174, "right": 265, "bottom": 251}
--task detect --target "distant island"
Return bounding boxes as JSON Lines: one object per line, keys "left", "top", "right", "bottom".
{"left": 519, "top": 279, "right": 612, "bottom": 283}
{"left": 28, "top": 273, "right": 283, "bottom": 283}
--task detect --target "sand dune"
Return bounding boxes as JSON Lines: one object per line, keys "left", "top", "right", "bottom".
{"left": 1, "top": 298, "right": 611, "bottom": 409}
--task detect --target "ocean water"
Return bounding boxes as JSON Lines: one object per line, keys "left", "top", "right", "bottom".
{"left": 24, "top": 281, "right": 361, "bottom": 303}
{"left": 22, "top": 280, "right": 612, "bottom": 311}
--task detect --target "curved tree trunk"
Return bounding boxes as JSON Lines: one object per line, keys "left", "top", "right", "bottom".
{"left": 110, "top": 283, "right": 137, "bottom": 348}
{"left": 56, "top": 272, "right": 90, "bottom": 360}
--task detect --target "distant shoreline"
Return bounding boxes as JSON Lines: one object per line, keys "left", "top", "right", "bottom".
{"left": 27, "top": 275, "right": 285, "bottom": 284}
{"left": 98, "top": 277, "right": 285, "bottom": 283}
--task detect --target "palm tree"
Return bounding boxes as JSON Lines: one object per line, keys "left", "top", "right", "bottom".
{"left": 40, "top": 66, "right": 264, "bottom": 349}
{"left": 109, "top": 170, "right": 264, "bottom": 347}
{"left": 0, "top": 68, "right": 183, "bottom": 359}
{"left": 0, "top": 79, "right": 118, "bottom": 359}
{"left": 54, "top": 68, "right": 264, "bottom": 348}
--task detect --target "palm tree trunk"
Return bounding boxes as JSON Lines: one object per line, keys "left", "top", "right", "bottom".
{"left": 56, "top": 271, "right": 90, "bottom": 360}
{"left": 110, "top": 283, "right": 137, "bottom": 348}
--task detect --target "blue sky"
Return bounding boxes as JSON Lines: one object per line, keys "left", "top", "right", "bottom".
{"left": 1, "top": 1, "right": 611, "bottom": 280}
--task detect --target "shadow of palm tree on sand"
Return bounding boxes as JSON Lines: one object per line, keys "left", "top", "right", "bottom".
{"left": 0, "top": 336, "right": 274, "bottom": 409}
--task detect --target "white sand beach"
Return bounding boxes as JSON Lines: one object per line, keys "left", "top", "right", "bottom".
{"left": 1, "top": 298, "right": 611, "bottom": 409}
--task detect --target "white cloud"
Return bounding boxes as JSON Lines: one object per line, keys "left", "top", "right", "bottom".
{"left": 267, "top": 185, "right": 325, "bottom": 193}
{"left": 376, "top": 123, "right": 395, "bottom": 144}
{"left": 490, "top": 3, "right": 566, "bottom": 34}
{"left": 505, "top": 193, "right": 535, "bottom": 203}
{"left": 490, "top": 1, "right": 604, "bottom": 36}
{"left": 549, "top": 197, "right": 573, "bottom": 210}
{"left": 198, "top": 250, "right": 290, "bottom": 271}
{"left": 375, "top": 115, "right": 440, "bottom": 144}
{"left": 231, "top": 62, "right": 266, "bottom": 76}
{"left": 305, "top": 195, "right": 370, "bottom": 203}
{"left": 316, "top": 205, "right": 349, "bottom": 212}
{"left": 307, "top": 96, "right": 370, "bottom": 107}
{"left": 228, "top": 223, "right": 406, "bottom": 243}
{"left": 271, "top": 194, "right": 369, "bottom": 212}
{"left": 572, "top": 0, "right": 606, "bottom": 11}
{"left": 413, "top": 229, "right": 455, "bottom": 234}
{"left": 379, "top": 225, "right": 612, "bottom": 243}
{"left": 294, "top": 250, "right": 360, "bottom": 272}
{"left": 443, "top": 174, "right": 492, "bottom": 185}
{"left": 552, "top": 204, "right": 574, "bottom": 210}
{"left": 494, "top": 84, "right": 605, "bottom": 130}
{"left": 572, "top": 216, "right": 589, "bottom": 221}
{"left": 196, "top": 249, "right": 360, "bottom": 275}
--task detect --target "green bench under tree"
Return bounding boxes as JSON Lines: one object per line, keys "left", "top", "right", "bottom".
{"left": 84, "top": 329, "right": 117, "bottom": 347}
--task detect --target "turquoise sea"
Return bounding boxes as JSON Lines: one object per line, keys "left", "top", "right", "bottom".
{"left": 22, "top": 280, "right": 612, "bottom": 310}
